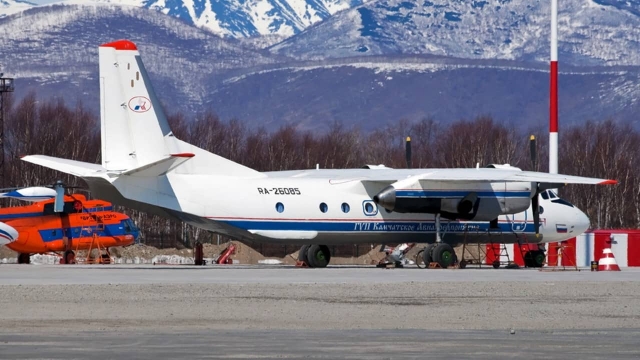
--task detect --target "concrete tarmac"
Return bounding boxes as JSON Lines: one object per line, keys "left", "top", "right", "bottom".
{"left": 1, "top": 265, "right": 639, "bottom": 359}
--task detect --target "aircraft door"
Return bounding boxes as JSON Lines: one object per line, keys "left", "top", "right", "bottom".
{"left": 507, "top": 210, "right": 527, "bottom": 233}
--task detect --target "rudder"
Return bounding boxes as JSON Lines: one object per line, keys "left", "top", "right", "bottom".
{"left": 99, "top": 40, "right": 174, "bottom": 171}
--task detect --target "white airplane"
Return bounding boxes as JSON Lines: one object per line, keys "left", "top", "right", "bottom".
{"left": 22, "top": 40, "right": 617, "bottom": 268}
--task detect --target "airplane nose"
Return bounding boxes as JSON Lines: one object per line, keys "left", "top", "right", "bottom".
{"left": 574, "top": 208, "right": 591, "bottom": 235}
{"left": 0, "top": 222, "right": 18, "bottom": 246}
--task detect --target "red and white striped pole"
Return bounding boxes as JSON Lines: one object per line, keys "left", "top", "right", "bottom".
{"left": 549, "top": 0, "right": 558, "bottom": 174}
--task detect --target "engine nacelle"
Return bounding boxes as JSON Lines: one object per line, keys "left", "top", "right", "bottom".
{"left": 486, "top": 164, "right": 522, "bottom": 171}
{"left": 373, "top": 181, "right": 533, "bottom": 220}
{"left": 362, "top": 164, "right": 392, "bottom": 169}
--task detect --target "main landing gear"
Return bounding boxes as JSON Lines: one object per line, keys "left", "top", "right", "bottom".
{"left": 60, "top": 250, "right": 76, "bottom": 265}
{"left": 416, "top": 213, "right": 458, "bottom": 269}
{"left": 297, "top": 244, "right": 331, "bottom": 268}
{"left": 417, "top": 243, "right": 458, "bottom": 269}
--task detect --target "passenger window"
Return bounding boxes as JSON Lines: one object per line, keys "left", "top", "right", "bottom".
{"left": 320, "top": 203, "right": 328, "bottom": 213}
{"left": 341, "top": 203, "right": 350, "bottom": 213}
{"left": 275, "top": 202, "right": 284, "bottom": 213}
{"left": 362, "top": 200, "right": 378, "bottom": 216}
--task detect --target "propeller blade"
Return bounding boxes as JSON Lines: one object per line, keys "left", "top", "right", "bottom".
{"left": 0, "top": 186, "right": 56, "bottom": 202}
{"left": 532, "top": 191, "right": 540, "bottom": 234}
{"left": 529, "top": 135, "right": 537, "bottom": 172}
{"left": 405, "top": 136, "right": 412, "bottom": 169}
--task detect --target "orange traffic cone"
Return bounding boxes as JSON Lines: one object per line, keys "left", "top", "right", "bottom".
{"left": 597, "top": 248, "right": 621, "bottom": 271}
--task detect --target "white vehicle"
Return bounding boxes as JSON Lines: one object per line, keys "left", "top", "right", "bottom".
{"left": 22, "top": 40, "right": 616, "bottom": 268}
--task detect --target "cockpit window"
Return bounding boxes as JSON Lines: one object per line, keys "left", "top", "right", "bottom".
{"left": 552, "top": 198, "right": 575, "bottom": 208}
{"left": 549, "top": 191, "right": 558, "bottom": 199}
{"left": 122, "top": 219, "right": 139, "bottom": 233}
{"left": 541, "top": 191, "right": 549, "bottom": 200}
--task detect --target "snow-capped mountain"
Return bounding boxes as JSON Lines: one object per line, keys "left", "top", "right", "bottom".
{"left": 0, "top": 4, "right": 280, "bottom": 110}
{"left": 29, "top": 0, "right": 363, "bottom": 38}
{"left": 0, "top": 0, "right": 34, "bottom": 18}
{"left": 1, "top": 2, "right": 639, "bottom": 133}
{"left": 271, "top": 0, "right": 640, "bottom": 66}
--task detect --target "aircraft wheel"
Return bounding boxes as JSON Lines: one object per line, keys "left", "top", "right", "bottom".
{"left": 431, "top": 243, "right": 455, "bottom": 269}
{"left": 17, "top": 253, "right": 30, "bottom": 264}
{"left": 101, "top": 254, "right": 111, "bottom": 264}
{"left": 298, "top": 245, "right": 310, "bottom": 266}
{"left": 421, "top": 243, "right": 436, "bottom": 268}
{"left": 415, "top": 249, "right": 426, "bottom": 268}
{"left": 64, "top": 250, "right": 76, "bottom": 265}
{"left": 306, "top": 245, "right": 331, "bottom": 268}
{"left": 524, "top": 250, "right": 546, "bottom": 268}
{"left": 492, "top": 260, "right": 500, "bottom": 269}
{"left": 459, "top": 259, "right": 467, "bottom": 269}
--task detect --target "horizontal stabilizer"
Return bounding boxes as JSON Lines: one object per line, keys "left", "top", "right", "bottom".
{"left": 21, "top": 155, "right": 106, "bottom": 177}
{"left": 121, "top": 153, "right": 194, "bottom": 177}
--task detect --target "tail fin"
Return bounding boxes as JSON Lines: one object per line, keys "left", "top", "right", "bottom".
{"left": 98, "top": 40, "right": 260, "bottom": 177}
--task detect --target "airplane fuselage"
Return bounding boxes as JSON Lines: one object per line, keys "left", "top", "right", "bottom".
{"left": 94, "top": 170, "right": 588, "bottom": 246}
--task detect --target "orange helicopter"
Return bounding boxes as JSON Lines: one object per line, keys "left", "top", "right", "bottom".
{"left": 0, "top": 185, "right": 139, "bottom": 264}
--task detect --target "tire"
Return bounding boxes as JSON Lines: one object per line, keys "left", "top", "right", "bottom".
{"left": 17, "top": 253, "right": 30, "bottom": 264}
{"left": 459, "top": 259, "right": 467, "bottom": 269}
{"left": 298, "top": 245, "right": 310, "bottom": 265}
{"left": 492, "top": 260, "right": 500, "bottom": 269}
{"left": 523, "top": 250, "right": 545, "bottom": 268}
{"left": 415, "top": 249, "right": 426, "bottom": 268}
{"left": 431, "top": 243, "right": 455, "bottom": 268}
{"left": 64, "top": 250, "right": 76, "bottom": 265}
{"left": 306, "top": 244, "right": 331, "bottom": 268}
{"left": 421, "top": 243, "right": 436, "bottom": 266}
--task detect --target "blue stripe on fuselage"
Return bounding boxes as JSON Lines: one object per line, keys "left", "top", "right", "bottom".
{"left": 217, "top": 219, "right": 535, "bottom": 234}
{"left": 395, "top": 190, "right": 531, "bottom": 198}
{"left": 0, "top": 206, "right": 114, "bottom": 221}
{"left": 37, "top": 223, "right": 130, "bottom": 242}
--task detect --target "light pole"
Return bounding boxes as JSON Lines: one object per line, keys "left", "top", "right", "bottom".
{"left": 549, "top": 0, "right": 558, "bottom": 175}
{"left": 0, "top": 74, "right": 15, "bottom": 188}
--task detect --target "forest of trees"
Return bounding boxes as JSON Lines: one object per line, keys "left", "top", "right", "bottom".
{"left": 2, "top": 92, "right": 638, "bottom": 247}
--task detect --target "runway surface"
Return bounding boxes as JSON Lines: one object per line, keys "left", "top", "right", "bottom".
{"left": 1, "top": 265, "right": 639, "bottom": 359}
{"left": 2, "top": 264, "right": 640, "bottom": 285}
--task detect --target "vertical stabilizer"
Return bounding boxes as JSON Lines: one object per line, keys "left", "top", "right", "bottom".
{"left": 98, "top": 40, "right": 261, "bottom": 178}
{"left": 99, "top": 40, "right": 173, "bottom": 171}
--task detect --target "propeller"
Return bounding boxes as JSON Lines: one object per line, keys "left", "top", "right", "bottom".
{"left": 530, "top": 135, "right": 541, "bottom": 235}
{"left": 405, "top": 136, "right": 412, "bottom": 169}
{"left": 0, "top": 186, "right": 56, "bottom": 202}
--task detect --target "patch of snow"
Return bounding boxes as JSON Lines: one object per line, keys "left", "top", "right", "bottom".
{"left": 258, "top": 259, "right": 283, "bottom": 265}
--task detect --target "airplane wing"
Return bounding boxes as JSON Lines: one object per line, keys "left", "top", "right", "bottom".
{"left": 357, "top": 168, "right": 616, "bottom": 186}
